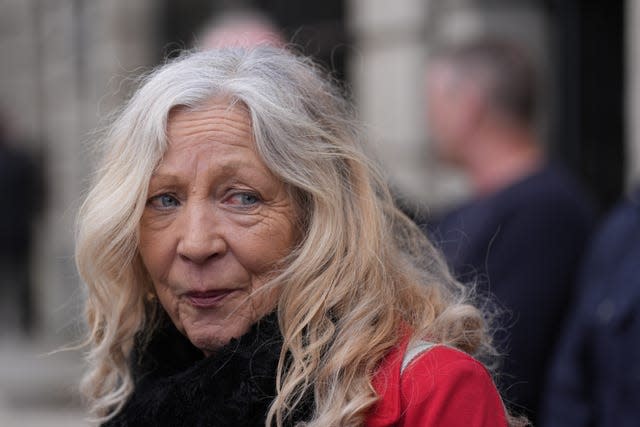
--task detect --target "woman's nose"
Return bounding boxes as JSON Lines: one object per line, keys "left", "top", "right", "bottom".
{"left": 177, "top": 202, "right": 227, "bottom": 264}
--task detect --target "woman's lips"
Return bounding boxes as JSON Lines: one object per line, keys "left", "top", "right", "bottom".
{"left": 185, "top": 290, "right": 233, "bottom": 308}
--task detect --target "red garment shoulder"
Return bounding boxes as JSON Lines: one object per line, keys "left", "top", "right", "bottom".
{"left": 366, "top": 344, "right": 508, "bottom": 427}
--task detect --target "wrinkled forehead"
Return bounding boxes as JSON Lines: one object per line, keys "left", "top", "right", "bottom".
{"left": 164, "top": 97, "right": 255, "bottom": 147}
{"left": 167, "top": 95, "right": 250, "bottom": 122}
{"left": 150, "top": 97, "right": 257, "bottom": 172}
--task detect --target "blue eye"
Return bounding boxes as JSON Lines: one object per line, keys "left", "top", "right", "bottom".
{"left": 228, "top": 192, "right": 261, "bottom": 207}
{"left": 149, "top": 194, "right": 179, "bottom": 209}
{"left": 238, "top": 193, "right": 259, "bottom": 205}
{"left": 160, "top": 195, "right": 179, "bottom": 207}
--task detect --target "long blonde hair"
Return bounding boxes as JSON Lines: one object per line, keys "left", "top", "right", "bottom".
{"left": 77, "top": 47, "right": 500, "bottom": 426}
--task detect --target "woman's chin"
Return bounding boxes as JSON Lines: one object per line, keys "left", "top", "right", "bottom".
{"left": 172, "top": 294, "right": 276, "bottom": 355}
{"left": 181, "top": 315, "right": 251, "bottom": 356}
{"left": 188, "top": 333, "right": 225, "bottom": 356}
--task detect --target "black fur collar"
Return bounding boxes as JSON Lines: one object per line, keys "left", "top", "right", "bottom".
{"left": 102, "top": 312, "right": 303, "bottom": 427}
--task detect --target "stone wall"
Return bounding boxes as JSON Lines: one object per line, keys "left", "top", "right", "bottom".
{"left": 0, "top": 0, "right": 157, "bottom": 340}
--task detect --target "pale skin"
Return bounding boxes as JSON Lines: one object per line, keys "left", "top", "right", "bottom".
{"left": 138, "top": 98, "right": 298, "bottom": 356}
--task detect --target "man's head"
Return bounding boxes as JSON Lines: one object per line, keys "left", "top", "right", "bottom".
{"left": 425, "top": 37, "right": 539, "bottom": 164}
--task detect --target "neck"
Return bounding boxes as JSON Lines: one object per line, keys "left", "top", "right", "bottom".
{"left": 463, "top": 123, "right": 544, "bottom": 196}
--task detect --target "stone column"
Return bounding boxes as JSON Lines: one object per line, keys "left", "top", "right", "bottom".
{"left": 627, "top": 0, "right": 640, "bottom": 187}
{"left": 23, "top": 0, "right": 158, "bottom": 341}
{"left": 32, "top": 0, "right": 85, "bottom": 340}
{"left": 347, "top": 0, "right": 434, "bottom": 208}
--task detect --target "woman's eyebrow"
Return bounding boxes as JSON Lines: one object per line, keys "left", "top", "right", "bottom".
{"left": 148, "top": 173, "right": 181, "bottom": 187}
{"left": 219, "top": 161, "right": 247, "bottom": 175}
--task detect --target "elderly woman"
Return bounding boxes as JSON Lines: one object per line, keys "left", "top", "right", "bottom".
{"left": 76, "top": 47, "right": 519, "bottom": 426}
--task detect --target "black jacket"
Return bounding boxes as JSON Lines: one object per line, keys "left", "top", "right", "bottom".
{"left": 542, "top": 188, "right": 640, "bottom": 427}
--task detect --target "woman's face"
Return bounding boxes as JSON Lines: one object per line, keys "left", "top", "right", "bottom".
{"left": 139, "top": 98, "right": 297, "bottom": 355}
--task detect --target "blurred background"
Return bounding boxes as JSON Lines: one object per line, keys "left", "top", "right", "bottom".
{"left": 0, "top": 0, "right": 637, "bottom": 425}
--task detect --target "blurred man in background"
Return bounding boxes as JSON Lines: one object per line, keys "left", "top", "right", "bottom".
{"left": 424, "top": 37, "right": 595, "bottom": 423}
{"left": 541, "top": 186, "right": 640, "bottom": 427}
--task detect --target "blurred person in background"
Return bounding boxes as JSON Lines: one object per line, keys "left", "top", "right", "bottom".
{"left": 196, "top": 7, "right": 286, "bottom": 50}
{"left": 76, "top": 47, "right": 519, "bottom": 427}
{"left": 541, "top": 186, "right": 640, "bottom": 427}
{"left": 424, "top": 37, "right": 595, "bottom": 422}
{"left": 0, "top": 114, "right": 42, "bottom": 337}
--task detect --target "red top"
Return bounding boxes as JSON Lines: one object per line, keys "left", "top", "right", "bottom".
{"left": 366, "top": 343, "right": 508, "bottom": 427}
